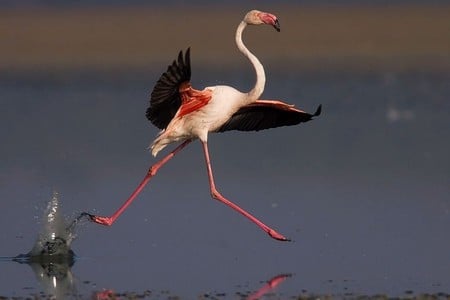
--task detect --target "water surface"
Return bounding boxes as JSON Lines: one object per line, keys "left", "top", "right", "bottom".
{"left": 0, "top": 69, "right": 449, "bottom": 298}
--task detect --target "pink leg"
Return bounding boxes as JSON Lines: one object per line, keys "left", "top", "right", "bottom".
{"left": 201, "top": 141, "right": 290, "bottom": 242}
{"left": 87, "top": 139, "right": 192, "bottom": 226}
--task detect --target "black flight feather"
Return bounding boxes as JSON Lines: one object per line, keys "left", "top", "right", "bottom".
{"left": 146, "top": 48, "right": 191, "bottom": 129}
{"left": 216, "top": 103, "right": 322, "bottom": 132}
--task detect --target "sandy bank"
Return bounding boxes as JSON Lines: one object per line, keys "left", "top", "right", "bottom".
{"left": 1, "top": 5, "right": 449, "bottom": 71}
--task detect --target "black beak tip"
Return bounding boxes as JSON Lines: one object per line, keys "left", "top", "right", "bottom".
{"left": 273, "top": 19, "right": 281, "bottom": 32}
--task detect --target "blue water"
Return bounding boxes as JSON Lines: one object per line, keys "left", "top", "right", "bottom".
{"left": 0, "top": 69, "right": 449, "bottom": 298}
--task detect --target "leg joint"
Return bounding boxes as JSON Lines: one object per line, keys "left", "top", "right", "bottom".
{"left": 210, "top": 187, "right": 221, "bottom": 200}
{"left": 148, "top": 166, "right": 156, "bottom": 177}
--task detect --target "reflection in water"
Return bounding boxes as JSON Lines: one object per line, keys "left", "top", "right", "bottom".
{"left": 89, "top": 273, "right": 292, "bottom": 299}
{"left": 247, "top": 273, "right": 292, "bottom": 300}
{"left": 2, "top": 191, "right": 293, "bottom": 298}
{"left": 13, "top": 258, "right": 76, "bottom": 299}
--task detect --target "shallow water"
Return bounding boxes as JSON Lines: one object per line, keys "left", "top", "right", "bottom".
{"left": 0, "top": 68, "right": 449, "bottom": 298}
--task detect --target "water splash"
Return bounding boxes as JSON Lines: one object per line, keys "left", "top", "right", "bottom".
{"left": 14, "top": 191, "right": 76, "bottom": 264}
{"left": 6, "top": 191, "right": 89, "bottom": 298}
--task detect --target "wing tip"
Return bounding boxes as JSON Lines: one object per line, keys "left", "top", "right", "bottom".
{"left": 177, "top": 47, "right": 191, "bottom": 82}
{"left": 313, "top": 104, "right": 322, "bottom": 117}
{"left": 185, "top": 47, "right": 191, "bottom": 80}
{"left": 148, "top": 47, "right": 193, "bottom": 129}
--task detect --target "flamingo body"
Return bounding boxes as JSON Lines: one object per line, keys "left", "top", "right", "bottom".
{"left": 151, "top": 85, "right": 250, "bottom": 155}
{"left": 85, "top": 9, "right": 321, "bottom": 242}
{"left": 148, "top": 48, "right": 321, "bottom": 156}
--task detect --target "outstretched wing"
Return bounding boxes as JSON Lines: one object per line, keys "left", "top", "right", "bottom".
{"left": 216, "top": 100, "right": 321, "bottom": 132}
{"left": 146, "top": 48, "right": 191, "bottom": 129}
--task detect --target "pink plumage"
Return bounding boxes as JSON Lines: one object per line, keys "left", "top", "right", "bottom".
{"left": 84, "top": 9, "right": 321, "bottom": 242}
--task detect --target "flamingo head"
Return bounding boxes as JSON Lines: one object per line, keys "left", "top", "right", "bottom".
{"left": 244, "top": 10, "right": 280, "bottom": 32}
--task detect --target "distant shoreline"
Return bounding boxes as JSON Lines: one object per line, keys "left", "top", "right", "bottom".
{"left": 1, "top": 5, "right": 449, "bottom": 72}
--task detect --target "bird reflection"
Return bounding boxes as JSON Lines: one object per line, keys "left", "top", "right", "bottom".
{"left": 247, "top": 273, "right": 292, "bottom": 300}
{"left": 89, "top": 273, "right": 292, "bottom": 299}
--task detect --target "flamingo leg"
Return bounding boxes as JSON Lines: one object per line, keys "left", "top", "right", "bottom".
{"left": 84, "top": 139, "right": 192, "bottom": 226}
{"left": 201, "top": 141, "right": 290, "bottom": 242}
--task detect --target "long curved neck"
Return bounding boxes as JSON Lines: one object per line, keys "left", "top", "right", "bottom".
{"left": 235, "top": 21, "right": 265, "bottom": 101}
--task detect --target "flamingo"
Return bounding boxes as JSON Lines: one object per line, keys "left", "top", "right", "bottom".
{"left": 82, "top": 10, "right": 321, "bottom": 241}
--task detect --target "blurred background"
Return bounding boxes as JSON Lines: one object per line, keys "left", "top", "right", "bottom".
{"left": 1, "top": 1, "right": 450, "bottom": 71}
{"left": 0, "top": 1, "right": 449, "bottom": 299}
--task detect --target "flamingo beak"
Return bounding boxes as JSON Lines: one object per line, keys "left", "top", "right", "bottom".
{"left": 273, "top": 19, "right": 281, "bottom": 32}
